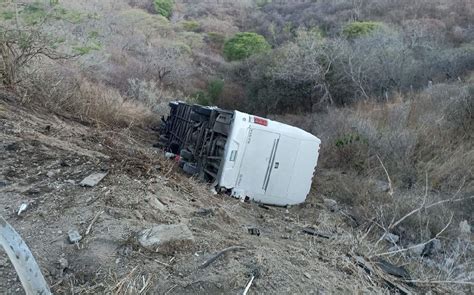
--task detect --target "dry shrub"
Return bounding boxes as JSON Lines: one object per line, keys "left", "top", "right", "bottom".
{"left": 199, "top": 17, "right": 239, "bottom": 36}
{"left": 274, "top": 82, "right": 472, "bottom": 193}
{"left": 19, "top": 63, "right": 156, "bottom": 129}
{"left": 128, "top": 0, "right": 155, "bottom": 13}
{"left": 274, "top": 82, "right": 473, "bottom": 248}
{"left": 75, "top": 80, "right": 155, "bottom": 128}
{"left": 214, "top": 82, "right": 246, "bottom": 111}
{"left": 314, "top": 83, "right": 474, "bottom": 190}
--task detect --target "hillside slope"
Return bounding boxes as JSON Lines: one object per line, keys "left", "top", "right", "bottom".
{"left": 1, "top": 0, "right": 473, "bottom": 293}
{"left": 0, "top": 98, "right": 400, "bottom": 294}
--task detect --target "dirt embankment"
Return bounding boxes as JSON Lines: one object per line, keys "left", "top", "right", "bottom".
{"left": 0, "top": 99, "right": 448, "bottom": 294}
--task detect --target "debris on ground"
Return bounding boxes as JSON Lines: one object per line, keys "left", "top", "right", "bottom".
{"left": 2, "top": 100, "right": 466, "bottom": 294}
{"left": 349, "top": 254, "right": 413, "bottom": 294}
{"left": 67, "top": 230, "right": 82, "bottom": 244}
{"left": 79, "top": 172, "right": 108, "bottom": 187}
{"left": 374, "top": 258, "right": 411, "bottom": 279}
{"left": 302, "top": 227, "right": 331, "bottom": 239}
{"left": 247, "top": 227, "right": 261, "bottom": 236}
{"left": 17, "top": 203, "right": 28, "bottom": 216}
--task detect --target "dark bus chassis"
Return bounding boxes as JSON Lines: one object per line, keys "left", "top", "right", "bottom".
{"left": 158, "top": 102, "right": 234, "bottom": 182}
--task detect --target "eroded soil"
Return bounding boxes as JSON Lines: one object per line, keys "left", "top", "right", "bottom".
{"left": 1, "top": 100, "right": 384, "bottom": 294}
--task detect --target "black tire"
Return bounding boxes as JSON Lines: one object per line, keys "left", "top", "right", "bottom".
{"left": 183, "top": 162, "right": 199, "bottom": 175}
{"left": 180, "top": 149, "right": 193, "bottom": 161}
{"left": 170, "top": 141, "right": 180, "bottom": 154}
{"left": 192, "top": 105, "right": 212, "bottom": 116}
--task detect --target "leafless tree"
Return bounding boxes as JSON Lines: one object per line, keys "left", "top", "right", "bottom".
{"left": 0, "top": 2, "right": 76, "bottom": 89}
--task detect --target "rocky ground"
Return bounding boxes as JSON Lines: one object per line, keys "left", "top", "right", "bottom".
{"left": 0, "top": 99, "right": 470, "bottom": 294}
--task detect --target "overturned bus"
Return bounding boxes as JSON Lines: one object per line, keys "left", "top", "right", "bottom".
{"left": 158, "top": 102, "right": 321, "bottom": 206}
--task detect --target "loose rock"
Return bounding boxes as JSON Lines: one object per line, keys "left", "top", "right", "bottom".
{"left": 147, "top": 195, "right": 165, "bottom": 211}
{"left": 80, "top": 172, "right": 108, "bottom": 187}
{"left": 409, "top": 243, "right": 425, "bottom": 256}
{"left": 459, "top": 220, "right": 471, "bottom": 235}
{"left": 374, "top": 180, "right": 390, "bottom": 193}
{"left": 422, "top": 239, "right": 442, "bottom": 257}
{"left": 138, "top": 224, "right": 194, "bottom": 254}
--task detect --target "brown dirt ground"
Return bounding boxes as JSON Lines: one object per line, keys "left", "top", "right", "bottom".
{"left": 1, "top": 99, "right": 413, "bottom": 294}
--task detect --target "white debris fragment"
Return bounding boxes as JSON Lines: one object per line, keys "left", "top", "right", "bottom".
{"left": 67, "top": 230, "right": 82, "bottom": 244}
{"left": 17, "top": 203, "right": 28, "bottom": 216}
{"left": 79, "top": 172, "right": 108, "bottom": 187}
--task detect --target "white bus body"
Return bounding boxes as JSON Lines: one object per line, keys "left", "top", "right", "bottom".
{"left": 159, "top": 103, "right": 321, "bottom": 206}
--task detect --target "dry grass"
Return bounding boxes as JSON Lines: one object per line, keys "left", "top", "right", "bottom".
{"left": 275, "top": 82, "right": 473, "bottom": 267}
{"left": 16, "top": 63, "right": 157, "bottom": 129}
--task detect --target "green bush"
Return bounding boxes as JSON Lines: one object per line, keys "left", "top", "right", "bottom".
{"left": 343, "top": 21, "right": 382, "bottom": 38}
{"left": 192, "top": 79, "right": 225, "bottom": 106}
{"left": 208, "top": 79, "right": 224, "bottom": 102}
{"left": 154, "top": 0, "right": 174, "bottom": 18}
{"left": 223, "top": 32, "right": 271, "bottom": 61}
{"left": 182, "top": 20, "right": 200, "bottom": 32}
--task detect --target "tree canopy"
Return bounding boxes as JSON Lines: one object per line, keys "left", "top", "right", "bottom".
{"left": 223, "top": 32, "right": 270, "bottom": 61}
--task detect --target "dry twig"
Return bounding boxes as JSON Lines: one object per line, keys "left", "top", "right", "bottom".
{"left": 376, "top": 155, "right": 393, "bottom": 196}
{"left": 85, "top": 210, "right": 104, "bottom": 236}
{"left": 199, "top": 246, "right": 246, "bottom": 269}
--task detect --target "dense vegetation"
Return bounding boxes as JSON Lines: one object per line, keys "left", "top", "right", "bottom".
{"left": 0, "top": 1, "right": 473, "bottom": 287}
